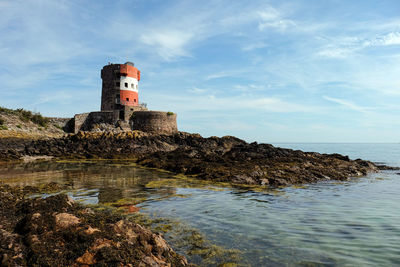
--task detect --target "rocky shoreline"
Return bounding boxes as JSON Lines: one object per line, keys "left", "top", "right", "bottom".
{"left": 1, "top": 131, "right": 396, "bottom": 266}
{"left": 1, "top": 131, "right": 392, "bottom": 187}
{"left": 0, "top": 183, "right": 192, "bottom": 266}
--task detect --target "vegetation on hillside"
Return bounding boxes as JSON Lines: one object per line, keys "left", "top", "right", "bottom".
{"left": 0, "top": 106, "right": 49, "bottom": 127}
{"left": 0, "top": 115, "right": 7, "bottom": 130}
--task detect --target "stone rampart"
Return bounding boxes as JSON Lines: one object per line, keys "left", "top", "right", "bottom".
{"left": 73, "top": 110, "right": 177, "bottom": 134}
{"left": 130, "top": 111, "right": 177, "bottom": 134}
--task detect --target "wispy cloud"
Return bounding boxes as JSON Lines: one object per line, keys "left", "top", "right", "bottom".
{"left": 242, "top": 42, "right": 268, "bottom": 51}
{"left": 363, "top": 32, "right": 400, "bottom": 47}
{"left": 147, "top": 93, "right": 315, "bottom": 113}
{"left": 258, "top": 7, "right": 296, "bottom": 31}
{"left": 205, "top": 70, "right": 242, "bottom": 81}
{"left": 323, "top": 96, "right": 370, "bottom": 113}
{"left": 140, "top": 30, "right": 194, "bottom": 60}
{"left": 233, "top": 84, "right": 269, "bottom": 92}
{"left": 317, "top": 48, "right": 353, "bottom": 59}
{"left": 317, "top": 32, "right": 400, "bottom": 59}
{"left": 188, "top": 87, "right": 207, "bottom": 94}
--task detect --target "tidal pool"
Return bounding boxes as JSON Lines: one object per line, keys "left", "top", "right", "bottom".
{"left": 0, "top": 143, "right": 399, "bottom": 266}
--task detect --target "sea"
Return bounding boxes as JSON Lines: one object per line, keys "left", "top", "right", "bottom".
{"left": 0, "top": 143, "right": 399, "bottom": 266}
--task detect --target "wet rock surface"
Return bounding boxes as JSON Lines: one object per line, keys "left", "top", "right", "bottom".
{"left": 0, "top": 138, "right": 33, "bottom": 161}
{"left": 0, "top": 184, "right": 191, "bottom": 266}
{"left": 0, "top": 131, "right": 393, "bottom": 186}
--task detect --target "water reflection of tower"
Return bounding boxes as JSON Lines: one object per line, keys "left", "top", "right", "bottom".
{"left": 61, "top": 162, "right": 177, "bottom": 204}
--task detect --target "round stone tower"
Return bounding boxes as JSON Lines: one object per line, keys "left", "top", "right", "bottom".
{"left": 100, "top": 62, "right": 141, "bottom": 111}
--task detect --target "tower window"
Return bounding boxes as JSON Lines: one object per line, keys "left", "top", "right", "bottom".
{"left": 116, "top": 82, "right": 120, "bottom": 87}
{"left": 131, "top": 84, "right": 134, "bottom": 89}
{"left": 126, "top": 98, "right": 129, "bottom": 101}
{"left": 125, "top": 82, "right": 128, "bottom": 88}
{"left": 134, "top": 99, "right": 136, "bottom": 103}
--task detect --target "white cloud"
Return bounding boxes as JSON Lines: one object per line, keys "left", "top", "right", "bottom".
{"left": 323, "top": 96, "right": 369, "bottom": 113}
{"left": 257, "top": 7, "right": 296, "bottom": 31}
{"left": 139, "top": 30, "right": 194, "bottom": 61}
{"left": 316, "top": 48, "right": 352, "bottom": 59}
{"left": 242, "top": 42, "right": 268, "bottom": 51}
{"left": 207, "top": 120, "right": 255, "bottom": 131}
{"left": 29, "top": 91, "right": 73, "bottom": 107}
{"left": 364, "top": 32, "right": 400, "bottom": 47}
{"left": 317, "top": 32, "right": 400, "bottom": 59}
{"left": 205, "top": 71, "right": 241, "bottom": 81}
{"left": 189, "top": 87, "right": 207, "bottom": 94}
{"left": 233, "top": 84, "right": 269, "bottom": 92}
{"left": 147, "top": 92, "right": 315, "bottom": 113}
{"left": 382, "top": 32, "right": 400, "bottom": 45}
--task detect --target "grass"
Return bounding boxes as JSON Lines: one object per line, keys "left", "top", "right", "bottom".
{"left": 53, "top": 124, "right": 63, "bottom": 130}
{"left": 166, "top": 111, "right": 174, "bottom": 116}
{"left": 0, "top": 106, "right": 13, "bottom": 114}
{"left": 0, "top": 106, "right": 49, "bottom": 127}
{"left": 0, "top": 115, "right": 6, "bottom": 130}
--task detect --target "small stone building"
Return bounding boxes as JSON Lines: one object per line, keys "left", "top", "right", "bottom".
{"left": 73, "top": 62, "right": 177, "bottom": 134}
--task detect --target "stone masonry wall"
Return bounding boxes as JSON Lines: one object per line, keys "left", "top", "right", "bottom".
{"left": 122, "top": 105, "right": 148, "bottom": 121}
{"left": 74, "top": 113, "right": 90, "bottom": 134}
{"left": 48, "top": 117, "right": 74, "bottom": 132}
{"left": 74, "top": 111, "right": 115, "bottom": 133}
{"left": 101, "top": 64, "right": 120, "bottom": 111}
{"left": 130, "top": 111, "right": 177, "bottom": 134}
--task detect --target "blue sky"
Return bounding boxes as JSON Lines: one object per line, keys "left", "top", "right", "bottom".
{"left": 1, "top": 0, "right": 400, "bottom": 142}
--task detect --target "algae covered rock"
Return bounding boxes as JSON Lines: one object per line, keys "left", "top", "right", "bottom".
{"left": 2, "top": 130, "right": 390, "bottom": 187}
{"left": 0, "top": 184, "right": 192, "bottom": 266}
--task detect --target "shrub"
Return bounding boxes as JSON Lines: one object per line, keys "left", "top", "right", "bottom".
{"left": 0, "top": 125, "right": 7, "bottom": 130}
{"left": 0, "top": 107, "right": 49, "bottom": 127}
{"left": 17, "top": 108, "right": 31, "bottom": 122}
{"left": 0, "top": 116, "right": 4, "bottom": 125}
{"left": 31, "top": 113, "right": 49, "bottom": 127}
{"left": 16, "top": 124, "right": 22, "bottom": 129}
{"left": 166, "top": 111, "right": 174, "bottom": 116}
{"left": 14, "top": 108, "right": 49, "bottom": 127}
{"left": 0, "top": 106, "right": 13, "bottom": 114}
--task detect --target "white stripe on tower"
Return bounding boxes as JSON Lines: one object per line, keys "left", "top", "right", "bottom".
{"left": 120, "top": 76, "right": 139, "bottom": 92}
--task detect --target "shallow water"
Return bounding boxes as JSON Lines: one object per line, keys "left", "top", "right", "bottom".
{"left": 0, "top": 144, "right": 399, "bottom": 266}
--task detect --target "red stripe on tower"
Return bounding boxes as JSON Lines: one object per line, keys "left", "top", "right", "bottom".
{"left": 120, "top": 64, "right": 140, "bottom": 80}
{"left": 120, "top": 90, "right": 138, "bottom": 106}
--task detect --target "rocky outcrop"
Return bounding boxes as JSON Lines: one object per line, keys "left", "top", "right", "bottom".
{"left": 0, "top": 184, "right": 191, "bottom": 266}
{"left": 0, "top": 137, "right": 33, "bottom": 161}
{"left": 135, "top": 139, "right": 381, "bottom": 186}
{"left": 0, "top": 131, "right": 390, "bottom": 187}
